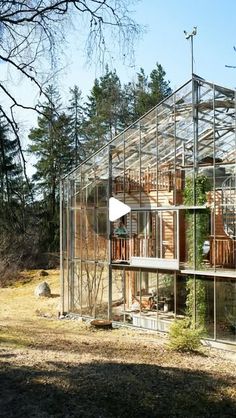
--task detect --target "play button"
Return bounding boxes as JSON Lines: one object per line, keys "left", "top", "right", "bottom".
{"left": 109, "top": 197, "right": 131, "bottom": 222}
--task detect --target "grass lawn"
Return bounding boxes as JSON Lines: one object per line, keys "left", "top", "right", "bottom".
{"left": 0, "top": 270, "right": 235, "bottom": 417}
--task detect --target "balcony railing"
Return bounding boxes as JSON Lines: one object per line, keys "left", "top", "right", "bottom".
{"left": 114, "top": 168, "right": 183, "bottom": 194}
{"left": 111, "top": 235, "right": 236, "bottom": 269}
{"left": 111, "top": 235, "right": 175, "bottom": 262}
{"left": 111, "top": 237, "right": 131, "bottom": 261}
{"left": 210, "top": 236, "right": 236, "bottom": 268}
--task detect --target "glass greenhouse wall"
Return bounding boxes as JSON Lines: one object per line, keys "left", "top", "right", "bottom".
{"left": 61, "top": 75, "right": 236, "bottom": 345}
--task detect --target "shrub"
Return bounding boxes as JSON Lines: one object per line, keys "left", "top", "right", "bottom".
{"left": 168, "top": 318, "right": 204, "bottom": 352}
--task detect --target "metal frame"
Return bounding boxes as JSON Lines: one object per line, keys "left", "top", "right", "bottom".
{"left": 61, "top": 75, "right": 236, "bottom": 345}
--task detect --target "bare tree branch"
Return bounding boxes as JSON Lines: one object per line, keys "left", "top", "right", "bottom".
{"left": 0, "top": 0, "right": 140, "bottom": 180}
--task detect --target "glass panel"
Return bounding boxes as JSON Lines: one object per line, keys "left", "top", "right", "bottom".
{"left": 81, "top": 262, "right": 108, "bottom": 318}
{"left": 140, "top": 110, "right": 157, "bottom": 207}
{"left": 81, "top": 262, "right": 94, "bottom": 317}
{"left": 195, "top": 276, "right": 214, "bottom": 338}
{"left": 158, "top": 272, "right": 174, "bottom": 317}
{"left": 123, "top": 270, "right": 140, "bottom": 325}
{"left": 84, "top": 209, "right": 95, "bottom": 261}
{"left": 112, "top": 269, "right": 125, "bottom": 322}
{"left": 71, "top": 261, "right": 81, "bottom": 314}
{"left": 183, "top": 207, "right": 211, "bottom": 270}
{"left": 111, "top": 134, "right": 124, "bottom": 197}
{"left": 74, "top": 209, "right": 82, "bottom": 259}
{"left": 94, "top": 264, "right": 109, "bottom": 319}
{"left": 176, "top": 275, "right": 188, "bottom": 317}
{"left": 140, "top": 271, "right": 158, "bottom": 330}
{"left": 95, "top": 209, "right": 108, "bottom": 262}
{"left": 182, "top": 275, "right": 214, "bottom": 339}
{"left": 129, "top": 210, "right": 177, "bottom": 260}
{"left": 124, "top": 125, "right": 140, "bottom": 204}
{"left": 216, "top": 277, "right": 236, "bottom": 342}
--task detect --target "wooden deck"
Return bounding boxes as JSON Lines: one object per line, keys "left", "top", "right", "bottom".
{"left": 113, "top": 167, "right": 183, "bottom": 194}
{"left": 111, "top": 235, "right": 236, "bottom": 269}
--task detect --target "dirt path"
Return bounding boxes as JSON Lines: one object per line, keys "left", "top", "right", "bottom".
{"left": 0, "top": 270, "right": 236, "bottom": 417}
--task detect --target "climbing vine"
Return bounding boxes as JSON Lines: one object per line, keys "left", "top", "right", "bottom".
{"left": 183, "top": 175, "right": 211, "bottom": 329}
{"left": 183, "top": 175, "right": 211, "bottom": 268}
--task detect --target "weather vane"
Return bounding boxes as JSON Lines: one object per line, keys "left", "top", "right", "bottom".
{"left": 184, "top": 26, "right": 197, "bottom": 76}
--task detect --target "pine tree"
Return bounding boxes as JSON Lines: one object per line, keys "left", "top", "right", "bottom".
{"left": 148, "top": 63, "right": 172, "bottom": 105}
{"left": 0, "top": 118, "right": 26, "bottom": 233}
{"left": 127, "top": 63, "right": 172, "bottom": 120}
{"left": 28, "top": 85, "right": 73, "bottom": 252}
{"left": 68, "top": 85, "right": 85, "bottom": 166}
{"left": 82, "top": 66, "right": 127, "bottom": 155}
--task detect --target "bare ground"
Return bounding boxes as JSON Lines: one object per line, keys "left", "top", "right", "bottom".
{"left": 0, "top": 270, "right": 236, "bottom": 418}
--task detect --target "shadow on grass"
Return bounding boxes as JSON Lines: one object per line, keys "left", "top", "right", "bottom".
{"left": 0, "top": 359, "right": 235, "bottom": 417}
{"left": 0, "top": 352, "right": 16, "bottom": 358}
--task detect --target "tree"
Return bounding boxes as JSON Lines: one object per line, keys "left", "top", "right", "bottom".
{"left": 127, "top": 63, "right": 172, "bottom": 120}
{"left": 0, "top": 118, "right": 26, "bottom": 233}
{"left": 68, "top": 86, "right": 85, "bottom": 166}
{"left": 0, "top": 118, "right": 38, "bottom": 280}
{"left": 82, "top": 66, "right": 127, "bottom": 154}
{"left": 149, "top": 63, "right": 172, "bottom": 106}
{"left": 28, "top": 85, "right": 74, "bottom": 251}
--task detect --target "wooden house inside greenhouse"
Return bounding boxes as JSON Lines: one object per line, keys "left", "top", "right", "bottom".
{"left": 61, "top": 75, "right": 236, "bottom": 347}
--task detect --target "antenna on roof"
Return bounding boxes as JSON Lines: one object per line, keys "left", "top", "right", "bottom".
{"left": 184, "top": 26, "right": 197, "bottom": 76}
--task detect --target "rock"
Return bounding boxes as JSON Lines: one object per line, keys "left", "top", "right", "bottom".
{"left": 34, "top": 281, "right": 51, "bottom": 297}
{"left": 38, "top": 270, "right": 49, "bottom": 277}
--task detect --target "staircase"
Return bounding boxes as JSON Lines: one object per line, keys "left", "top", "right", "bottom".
{"left": 222, "top": 175, "right": 236, "bottom": 239}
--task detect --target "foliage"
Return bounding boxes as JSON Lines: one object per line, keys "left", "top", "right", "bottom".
{"left": 183, "top": 175, "right": 211, "bottom": 268}
{"left": 183, "top": 175, "right": 211, "bottom": 330}
{"left": 0, "top": 1, "right": 142, "bottom": 273}
{"left": 28, "top": 85, "right": 74, "bottom": 252}
{"left": 168, "top": 318, "right": 204, "bottom": 352}
{"left": 82, "top": 63, "right": 172, "bottom": 155}
{"left": 186, "top": 277, "right": 207, "bottom": 328}
{"left": 183, "top": 175, "right": 211, "bottom": 206}
{"left": 68, "top": 86, "right": 85, "bottom": 166}
{"left": 159, "top": 274, "right": 173, "bottom": 298}
{"left": 0, "top": 0, "right": 140, "bottom": 145}
{"left": 82, "top": 66, "right": 129, "bottom": 153}
{"left": 128, "top": 63, "right": 172, "bottom": 120}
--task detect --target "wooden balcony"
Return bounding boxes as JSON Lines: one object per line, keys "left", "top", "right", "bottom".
{"left": 112, "top": 237, "right": 131, "bottom": 262}
{"left": 111, "top": 235, "right": 236, "bottom": 270}
{"left": 114, "top": 168, "right": 183, "bottom": 194}
{"left": 111, "top": 236, "right": 174, "bottom": 262}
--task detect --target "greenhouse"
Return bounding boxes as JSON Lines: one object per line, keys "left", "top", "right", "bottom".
{"left": 61, "top": 75, "right": 236, "bottom": 346}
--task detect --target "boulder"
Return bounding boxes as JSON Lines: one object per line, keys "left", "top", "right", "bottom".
{"left": 38, "top": 270, "right": 49, "bottom": 277}
{"left": 34, "top": 281, "right": 51, "bottom": 297}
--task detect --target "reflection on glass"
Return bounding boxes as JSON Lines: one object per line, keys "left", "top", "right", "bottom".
{"left": 81, "top": 262, "right": 108, "bottom": 318}
{"left": 216, "top": 278, "right": 236, "bottom": 342}
{"left": 195, "top": 276, "right": 214, "bottom": 338}
{"left": 112, "top": 269, "right": 124, "bottom": 322}
{"left": 158, "top": 273, "right": 174, "bottom": 315}
{"left": 176, "top": 275, "right": 188, "bottom": 317}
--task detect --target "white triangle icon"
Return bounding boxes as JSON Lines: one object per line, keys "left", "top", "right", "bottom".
{"left": 109, "top": 197, "right": 131, "bottom": 222}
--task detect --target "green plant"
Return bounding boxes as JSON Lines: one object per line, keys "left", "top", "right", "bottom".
{"left": 183, "top": 175, "right": 212, "bottom": 332}
{"left": 168, "top": 318, "right": 204, "bottom": 352}
{"left": 186, "top": 277, "right": 207, "bottom": 328}
{"left": 183, "top": 175, "right": 211, "bottom": 268}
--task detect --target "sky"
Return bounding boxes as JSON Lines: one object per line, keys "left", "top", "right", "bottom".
{"left": 59, "top": 0, "right": 236, "bottom": 98}
{"left": 3, "top": 0, "right": 236, "bottom": 171}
